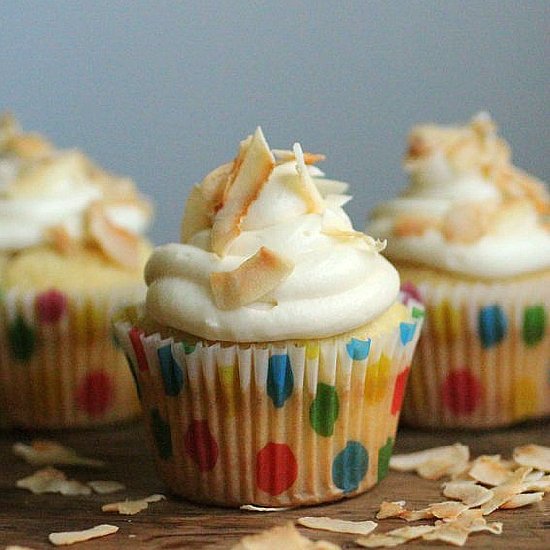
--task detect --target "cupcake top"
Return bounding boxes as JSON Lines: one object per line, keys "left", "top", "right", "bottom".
{"left": 145, "top": 127, "right": 399, "bottom": 342}
{"left": 0, "top": 114, "right": 152, "bottom": 269}
{"left": 368, "top": 113, "right": 550, "bottom": 279}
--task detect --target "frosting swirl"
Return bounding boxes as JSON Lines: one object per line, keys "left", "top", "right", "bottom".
{"left": 368, "top": 113, "right": 550, "bottom": 279}
{"left": 145, "top": 128, "right": 399, "bottom": 342}
{"left": 0, "top": 114, "right": 151, "bottom": 256}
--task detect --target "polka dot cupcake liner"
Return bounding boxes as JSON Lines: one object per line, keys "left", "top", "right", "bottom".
{"left": 114, "top": 300, "right": 424, "bottom": 507}
{"left": 0, "top": 286, "right": 144, "bottom": 429}
{"left": 400, "top": 274, "right": 550, "bottom": 429}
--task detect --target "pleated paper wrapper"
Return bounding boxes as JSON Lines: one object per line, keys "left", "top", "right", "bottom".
{"left": 401, "top": 274, "right": 549, "bottom": 429}
{"left": 114, "top": 299, "right": 424, "bottom": 507}
{"left": 0, "top": 286, "right": 144, "bottom": 429}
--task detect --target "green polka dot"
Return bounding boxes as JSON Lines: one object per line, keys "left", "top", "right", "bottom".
{"left": 412, "top": 306, "right": 425, "bottom": 319}
{"left": 8, "top": 315, "right": 36, "bottom": 363}
{"left": 377, "top": 437, "right": 394, "bottom": 482}
{"left": 309, "top": 383, "right": 339, "bottom": 437}
{"left": 523, "top": 305, "right": 546, "bottom": 347}
{"left": 183, "top": 343, "right": 196, "bottom": 355}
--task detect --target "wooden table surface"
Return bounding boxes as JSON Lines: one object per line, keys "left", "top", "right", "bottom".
{"left": 1, "top": 421, "right": 549, "bottom": 549}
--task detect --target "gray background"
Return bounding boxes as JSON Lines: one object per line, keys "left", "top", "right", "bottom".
{"left": 2, "top": 1, "right": 548, "bottom": 244}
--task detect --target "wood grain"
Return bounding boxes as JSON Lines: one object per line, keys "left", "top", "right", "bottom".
{"left": 1, "top": 421, "right": 548, "bottom": 549}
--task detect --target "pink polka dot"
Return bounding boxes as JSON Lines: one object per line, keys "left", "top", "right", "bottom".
{"left": 401, "top": 282, "right": 423, "bottom": 305}
{"left": 184, "top": 419, "right": 219, "bottom": 472}
{"left": 391, "top": 366, "right": 410, "bottom": 416}
{"left": 36, "top": 289, "right": 68, "bottom": 324}
{"left": 441, "top": 369, "right": 483, "bottom": 416}
{"left": 76, "top": 370, "right": 114, "bottom": 417}
{"left": 256, "top": 442, "right": 297, "bottom": 496}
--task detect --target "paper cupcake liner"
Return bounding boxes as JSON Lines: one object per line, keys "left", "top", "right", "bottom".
{"left": 0, "top": 286, "right": 144, "bottom": 429}
{"left": 401, "top": 275, "right": 549, "bottom": 429}
{"left": 114, "top": 299, "right": 423, "bottom": 507}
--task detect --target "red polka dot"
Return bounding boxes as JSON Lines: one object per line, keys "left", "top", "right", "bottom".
{"left": 129, "top": 327, "right": 149, "bottom": 372}
{"left": 76, "top": 370, "right": 114, "bottom": 417}
{"left": 441, "top": 369, "right": 483, "bottom": 416}
{"left": 401, "top": 282, "right": 422, "bottom": 305}
{"left": 36, "top": 289, "right": 68, "bottom": 323}
{"left": 391, "top": 366, "right": 410, "bottom": 416}
{"left": 256, "top": 442, "right": 298, "bottom": 496}
{"left": 184, "top": 419, "right": 219, "bottom": 472}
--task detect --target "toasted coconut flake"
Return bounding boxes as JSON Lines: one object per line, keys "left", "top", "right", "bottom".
{"left": 87, "top": 202, "right": 140, "bottom": 269}
{"left": 298, "top": 517, "right": 377, "bottom": 536}
{"left": 13, "top": 440, "right": 105, "bottom": 468}
{"left": 49, "top": 524, "right": 119, "bottom": 546}
{"left": 240, "top": 504, "right": 293, "bottom": 512}
{"left": 293, "top": 143, "right": 325, "bottom": 214}
{"left": 376, "top": 501, "right": 407, "bottom": 519}
{"left": 390, "top": 443, "right": 469, "bottom": 480}
{"left": 423, "top": 509, "right": 503, "bottom": 546}
{"left": 101, "top": 494, "right": 165, "bottom": 515}
{"left": 88, "top": 480, "right": 125, "bottom": 494}
{"left": 180, "top": 184, "right": 214, "bottom": 243}
{"left": 210, "top": 246, "right": 294, "bottom": 310}
{"left": 480, "top": 467, "right": 532, "bottom": 515}
{"left": 16, "top": 467, "right": 91, "bottom": 496}
{"left": 513, "top": 444, "right": 550, "bottom": 472}
{"left": 313, "top": 178, "right": 349, "bottom": 196}
{"left": 522, "top": 474, "right": 550, "bottom": 493}
{"left": 393, "top": 215, "right": 439, "bottom": 237}
{"left": 231, "top": 522, "right": 340, "bottom": 549}
{"left": 321, "top": 226, "right": 387, "bottom": 252}
{"left": 45, "top": 225, "right": 76, "bottom": 255}
{"left": 442, "top": 481, "right": 494, "bottom": 507}
{"left": 272, "top": 149, "right": 326, "bottom": 165}
{"left": 468, "top": 455, "right": 513, "bottom": 486}
{"left": 4, "top": 133, "right": 53, "bottom": 159}
{"left": 5, "top": 546, "right": 36, "bottom": 550}
{"left": 211, "top": 127, "right": 275, "bottom": 256}
{"left": 356, "top": 525, "right": 435, "bottom": 548}
{"left": 442, "top": 202, "right": 494, "bottom": 244}
{"left": 500, "top": 492, "right": 544, "bottom": 509}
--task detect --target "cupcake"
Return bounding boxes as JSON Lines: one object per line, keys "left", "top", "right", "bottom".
{"left": 368, "top": 113, "right": 549, "bottom": 429}
{"left": 114, "top": 127, "right": 423, "bottom": 507}
{"left": 0, "top": 114, "right": 152, "bottom": 429}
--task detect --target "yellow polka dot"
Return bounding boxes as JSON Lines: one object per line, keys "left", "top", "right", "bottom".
{"left": 512, "top": 376, "right": 537, "bottom": 420}
{"left": 218, "top": 364, "right": 238, "bottom": 417}
{"left": 431, "top": 300, "right": 461, "bottom": 339}
{"left": 364, "top": 354, "right": 391, "bottom": 405}
{"left": 306, "top": 342, "right": 320, "bottom": 360}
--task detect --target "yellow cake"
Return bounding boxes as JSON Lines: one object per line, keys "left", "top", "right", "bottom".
{"left": 368, "top": 113, "right": 549, "bottom": 429}
{"left": 0, "top": 114, "right": 153, "bottom": 428}
{"left": 114, "top": 127, "right": 424, "bottom": 507}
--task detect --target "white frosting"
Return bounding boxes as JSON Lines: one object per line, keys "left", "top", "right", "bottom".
{"left": 368, "top": 155, "right": 550, "bottom": 278}
{"left": 145, "top": 161, "right": 399, "bottom": 342}
{"left": 0, "top": 153, "right": 150, "bottom": 251}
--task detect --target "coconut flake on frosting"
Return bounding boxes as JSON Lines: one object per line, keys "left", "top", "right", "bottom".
{"left": 210, "top": 246, "right": 294, "bottom": 310}
{"left": 145, "top": 128, "right": 399, "bottom": 341}
{"left": 211, "top": 127, "right": 275, "bottom": 256}
{"left": 0, "top": 113, "right": 152, "bottom": 266}
{"left": 368, "top": 113, "right": 550, "bottom": 279}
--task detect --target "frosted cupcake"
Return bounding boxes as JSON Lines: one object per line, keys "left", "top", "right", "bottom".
{"left": 114, "top": 127, "right": 423, "bottom": 507}
{"left": 368, "top": 113, "right": 549, "bottom": 429}
{"left": 0, "top": 114, "right": 152, "bottom": 429}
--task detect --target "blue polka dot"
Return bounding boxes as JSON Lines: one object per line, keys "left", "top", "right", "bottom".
{"left": 346, "top": 338, "right": 371, "bottom": 361}
{"left": 332, "top": 441, "right": 369, "bottom": 493}
{"left": 399, "top": 322, "right": 416, "bottom": 346}
{"left": 158, "top": 344, "right": 184, "bottom": 396}
{"left": 478, "top": 305, "right": 507, "bottom": 348}
{"left": 124, "top": 353, "right": 141, "bottom": 400}
{"left": 150, "top": 408, "right": 173, "bottom": 460}
{"left": 267, "top": 354, "right": 294, "bottom": 408}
